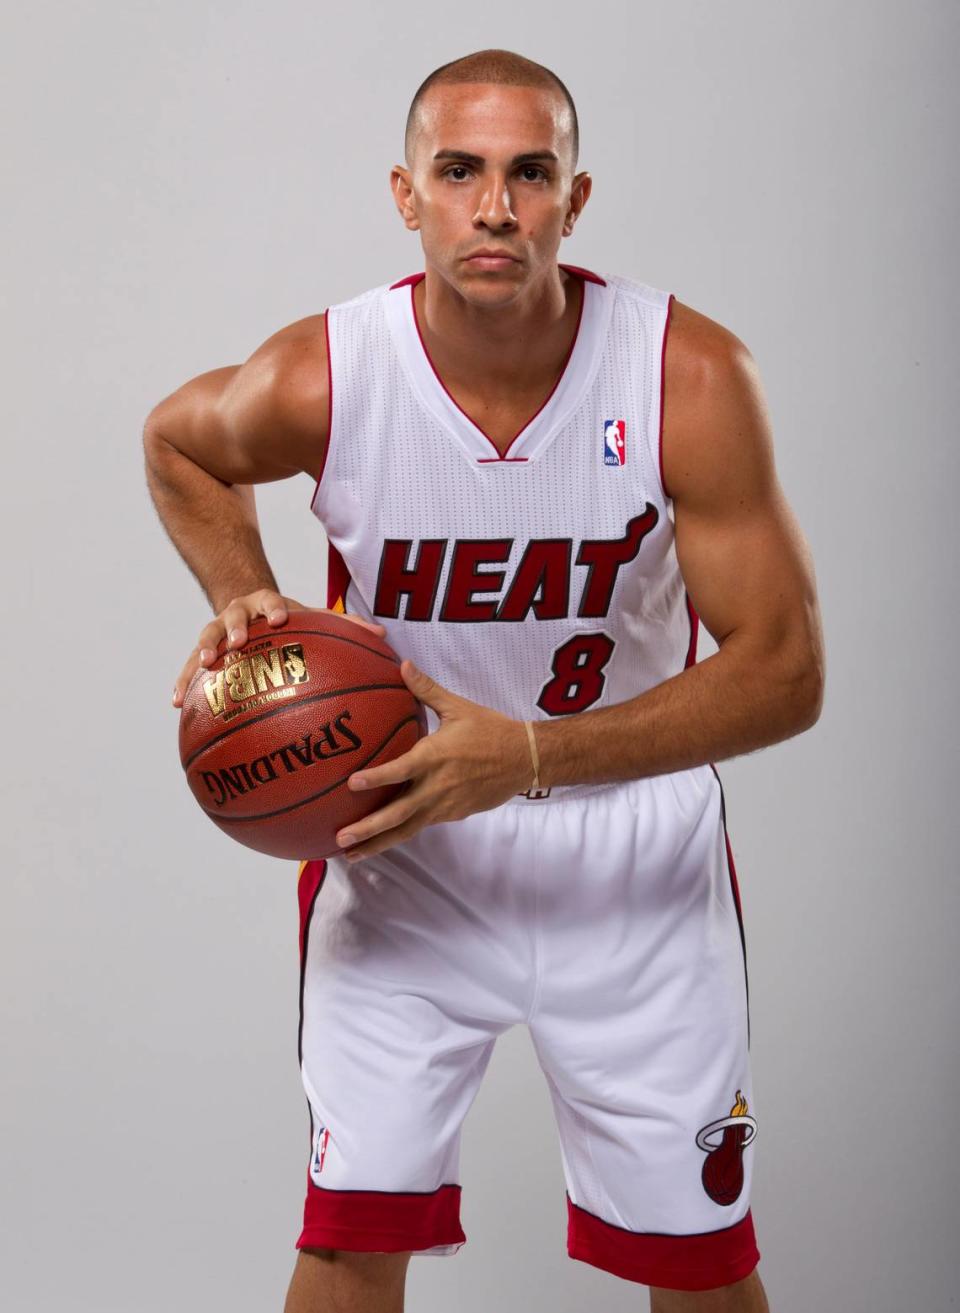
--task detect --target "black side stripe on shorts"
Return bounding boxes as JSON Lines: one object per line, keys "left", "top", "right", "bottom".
{"left": 298, "top": 861, "right": 328, "bottom": 1146}
{"left": 709, "top": 764, "right": 751, "bottom": 1049}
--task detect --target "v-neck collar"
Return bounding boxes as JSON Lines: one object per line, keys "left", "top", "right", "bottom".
{"left": 384, "top": 265, "right": 613, "bottom": 464}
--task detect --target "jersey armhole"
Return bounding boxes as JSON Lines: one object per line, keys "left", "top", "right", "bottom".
{"left": 308, "top": 308, "right": 335, "bottom": 515}
{"left": 657, "top": 293, "right": 675, "bottom": 504}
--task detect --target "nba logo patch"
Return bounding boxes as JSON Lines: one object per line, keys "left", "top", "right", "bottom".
{"left": 603, "top": 420, "right": 626, "bottom": 466}
{"left": 309, "top": 1125, "right": 331, "bottom": 1183}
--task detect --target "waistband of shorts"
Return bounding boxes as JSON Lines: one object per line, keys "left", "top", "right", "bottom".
{"left": 506, "top": 779, "right": 626, "bottom": 805}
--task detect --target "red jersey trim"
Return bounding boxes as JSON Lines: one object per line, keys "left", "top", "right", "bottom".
{"left": 326, "top": 541, "right": 351, "bottom": 612}
{"left": 309, "top": 309, "right": 335, "bottom": 511}
{"left": 658, "top": 293, "right": 676, "bottom": 501}
{"left": 298, "top": 1181, "right": 465, "bottom": 1253}
{"left": 297, "top": 859, "right": 327, "bottom": 1068}
{"left": 559, "top": 263, "right": 607, "bottom": 285}
{"left": 567, "top": 1198, "right": 759, "bottom": 1292}
{"left": 388, "top": 272, "right": 426, "bottom": 290}
{"left": 683, "top": 592, "right": 700, "bottom": 669}
{"left": 297, "top": 859, "right": 327, "bottom": 961}
{"left": 408, "top": 275, "right": 587, "bottom": 462}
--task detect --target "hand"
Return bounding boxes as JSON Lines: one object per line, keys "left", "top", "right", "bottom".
{"left": 172, "top": 588, "right": 386, "bottom": 707}
{"left": 334, "top": 661, "right": 534, "bottom": 861}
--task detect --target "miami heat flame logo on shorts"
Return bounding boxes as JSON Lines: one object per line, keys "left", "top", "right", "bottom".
{"left": 696, "top": 1090, "right": 757, "bottom": 1205}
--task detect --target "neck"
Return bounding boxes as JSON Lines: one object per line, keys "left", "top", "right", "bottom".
{"left": 415, "top": 263, "right": 581, "bottom": 393}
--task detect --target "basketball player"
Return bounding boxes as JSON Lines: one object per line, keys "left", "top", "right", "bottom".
{"left": 145, "top": 50, "right": 824, "bottom": 1313}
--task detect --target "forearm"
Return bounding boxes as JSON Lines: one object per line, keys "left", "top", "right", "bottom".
{"left": 533, "top": 636, "right": 821, "bottom": 787}
{"left": 144, "top": 427, "right": 278, "bottom": 612}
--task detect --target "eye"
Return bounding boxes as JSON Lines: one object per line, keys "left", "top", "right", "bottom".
{"left": 442, "top": 165, "right": 472, "bottom": 181}
{"left": 519, "top": 165, "right": 548, "bottom": 182}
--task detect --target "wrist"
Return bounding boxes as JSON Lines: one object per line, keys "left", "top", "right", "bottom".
{"left": 523, "top": 719, "right": 542, "bottom": 790}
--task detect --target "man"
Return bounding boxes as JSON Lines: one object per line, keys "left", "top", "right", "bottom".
{"left": 145, "top": 48, "right": 824, "bottom": 1313}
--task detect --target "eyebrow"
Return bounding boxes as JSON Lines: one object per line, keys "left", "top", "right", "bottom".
{"left": 432, "top": 149, "right": 560, "bottom": 166}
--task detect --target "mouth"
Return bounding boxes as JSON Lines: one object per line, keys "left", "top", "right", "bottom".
{"left": 462, "top": 250, "right": 521, "bottom": 270}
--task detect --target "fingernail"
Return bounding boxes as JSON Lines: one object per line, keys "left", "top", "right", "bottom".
{"left": 337, "top": 832, "right": 356, "bottom": 847}
{"left": 345, "top": 851, "right": 362, "bottom": 863}
{"left": 229, "top": 629, "right": 243, "bottom": 644}
{"left": 172, "top": 690, "right": 180, "bottom": 705}
{"left": 349, "top": 776, "right": 367, "bottom": 790}
{"left": 200, "top": 648, "right": 215, "bottom": 663}
{"left": 268, "top": 610, "right": 285, "bottom": 623}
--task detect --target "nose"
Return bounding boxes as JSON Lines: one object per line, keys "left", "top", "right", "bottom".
{"left": 472, "top": 173, "right": 518, "bottom": 231}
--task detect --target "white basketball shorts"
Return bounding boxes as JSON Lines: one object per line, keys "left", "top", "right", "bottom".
{"left": 294, "top": 763, "right": 760, "bottom": 1292}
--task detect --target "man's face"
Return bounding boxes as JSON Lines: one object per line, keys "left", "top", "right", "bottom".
{"left": 393, "top": 83, "right": 590, "bottom": 306}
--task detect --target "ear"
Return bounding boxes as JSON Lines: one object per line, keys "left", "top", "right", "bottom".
{"left": 390, "top": 165, "right": 420, "bottom": 232}
{"left": 562, "top": 170, "right": 592, "bottom": 238}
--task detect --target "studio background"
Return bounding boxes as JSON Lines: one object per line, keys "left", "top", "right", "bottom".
{"left": 2, "top": 2, "right": 957, "bottom": 1310}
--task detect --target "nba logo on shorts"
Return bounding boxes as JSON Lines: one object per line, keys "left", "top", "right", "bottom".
{"left": 603, "top": 420, "right": 626, "bottom": 466}
{"left": 309, "top": 1124, "right": 331, "bottom": 1183}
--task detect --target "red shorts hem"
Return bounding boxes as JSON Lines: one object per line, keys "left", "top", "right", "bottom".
{"left": 567, "top": 1198, "right": 760, "bottom": 1291}
{"left": 298, "top": 1180, "right": 465, "bottom": 1254}
{"left": 296, "top": 1224, "right": 465, "bottom": 1253}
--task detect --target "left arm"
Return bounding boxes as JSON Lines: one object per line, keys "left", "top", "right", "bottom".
{"left": 527, "top": 302, "right": 826, "bottom": 785}
{"left": 337, "top": 304, "right": 825, "bottom": 859}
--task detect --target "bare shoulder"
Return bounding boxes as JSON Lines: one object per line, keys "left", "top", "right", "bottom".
{"left": 221, "top": 312, "right": 331, "bottom": 479}
{"left": 237, "top": 313, "right": 330, "bottom": 426}
{"left": 661, "top": 299, "right": 775, "bottom": 507}
{"left": 664, "top": 300, "right": 750, "bottom": 391}
{"left": 145, "top": 312, "right": 331, "bottom": 483}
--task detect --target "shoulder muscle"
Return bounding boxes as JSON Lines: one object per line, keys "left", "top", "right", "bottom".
{"left": 661, "top": 300, "right": 774, "bottom": 511}
{"left": 145, "top": 313, "right": 330, "bottom": 484}
{"left": 661, "top": 300, "right": 821, "bottom": 669}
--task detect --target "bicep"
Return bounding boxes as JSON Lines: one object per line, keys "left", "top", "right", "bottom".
{"left": 664, "top": 318, "right": 821, "bottom": 670}
{"left": 144, "top": 320, "right": 329, "bottom": 485}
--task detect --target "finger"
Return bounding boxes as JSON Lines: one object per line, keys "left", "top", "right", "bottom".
{"left": 218, "top": 591, "right": 290, "bottom": 651}
{"left": 339, "top": 810, "right": 428, "bottom": 863}
{"left": 341, "top": 611, "right": 387, "bottom": 636}
{"left": 218, "top": 599, "right": 254, "bottom": 651}
{"left": 336, "top": 789, "right": 420, "bottom": 851}
{"left": 347, "top": 746, "right": 423, "bottom": 792}
{"left": 195, "top": 615, "right": 230, "bottom": 660}
{"left": 193, "top": 591, "right": 297, "bottom": 679}
{"left": 259, "top": 589, "right": 292, "bottom": 625}
{"left": 338, "top": 814, "right": 425, "bottom": 866}
{"left": 400, "top": 660, "right": 458, "bottom": 714}
{"left": 173, "top": 648, "right": 202, "bottom": 708}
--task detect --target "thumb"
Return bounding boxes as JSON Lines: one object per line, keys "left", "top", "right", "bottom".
{"left": 401, "top": 659, "right": 457, "bottom": 715}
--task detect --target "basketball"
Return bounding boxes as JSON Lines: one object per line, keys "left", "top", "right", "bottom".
{"left": 178, "top": 610, "right": 426, "bottom": 860}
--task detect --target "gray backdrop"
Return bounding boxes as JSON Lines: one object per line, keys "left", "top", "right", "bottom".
{"left": 3, "top": 2, "right": 957, "bottom": 1309}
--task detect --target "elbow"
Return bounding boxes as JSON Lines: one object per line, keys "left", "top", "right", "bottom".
{"left": 784, "top": 642, "right": 825, "bottom": 735}
{"left": 142, "top": 409, "right": 168, "bottom": 479}
{"left": 142, "top": 405, "right": 189, "bottom": 491}
{"left": 796, "top": 661, "right": 825, "bottom": 732}
{"left": 744, "top": 625, "right": 824, "bottom": 740}
{"left": 142, "top": 406, "right": 172, "bottom": 462}
{"left": 142, "top": 406, "right": 191, "bottom": 509}
{"left": 771, "top": 603, "right": 826, "bottom": 736}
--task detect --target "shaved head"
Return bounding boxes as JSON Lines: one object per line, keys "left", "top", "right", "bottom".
{"left": 405, "top": 49, "right": 579, "bottom": 167}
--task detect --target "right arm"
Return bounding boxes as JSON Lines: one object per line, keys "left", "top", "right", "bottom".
{"left": 143, "top": 316, "right": 381, "bottom": 704}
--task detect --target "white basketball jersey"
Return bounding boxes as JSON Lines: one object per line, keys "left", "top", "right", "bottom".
{"left": 310, "top": 266, "right": 698, "bottom": 764}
